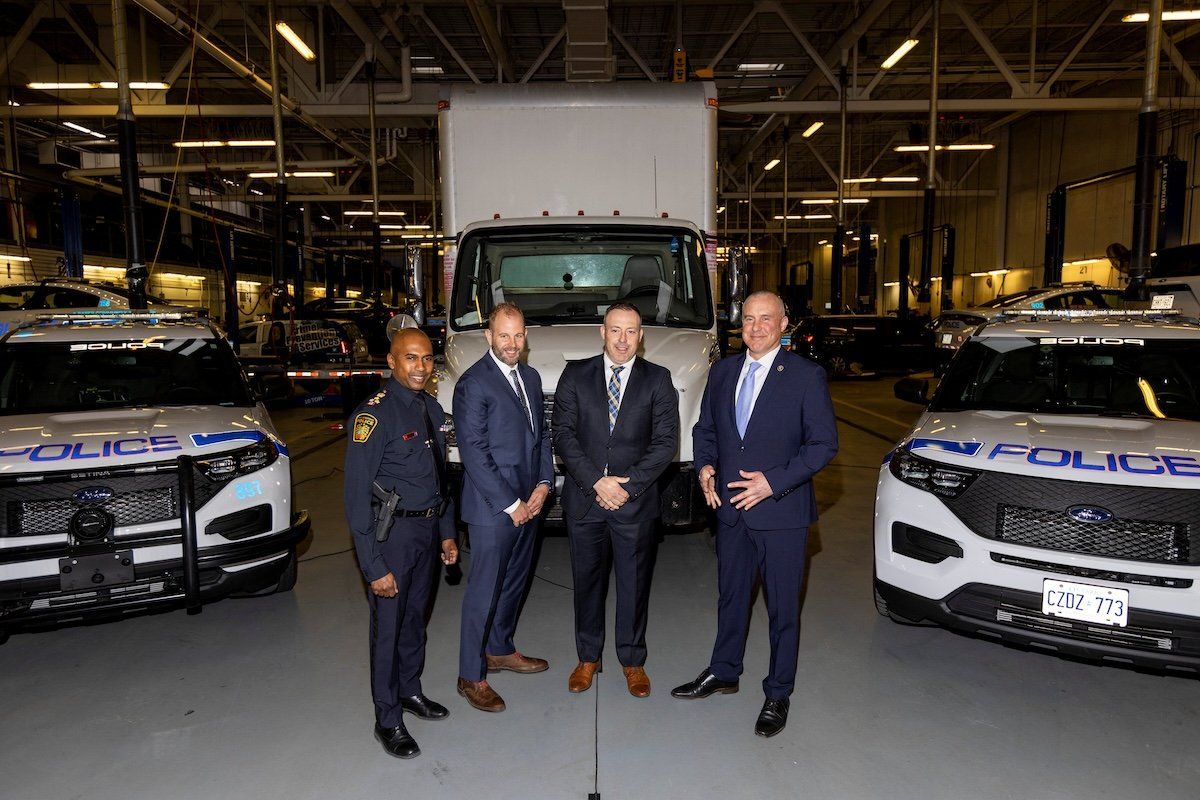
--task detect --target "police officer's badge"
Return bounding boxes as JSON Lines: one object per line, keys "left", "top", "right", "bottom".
{"left": 353, "top": 413, "right": 377, "bottom": 443}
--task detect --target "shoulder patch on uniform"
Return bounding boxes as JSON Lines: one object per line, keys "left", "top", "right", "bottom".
{"left": 366, "top": 389, "right": 388, "bottom": 406}
{"left": 352, "top": 413, "right": 378, "bottom": 443}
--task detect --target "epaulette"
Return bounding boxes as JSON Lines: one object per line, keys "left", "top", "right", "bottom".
{"left": 366, "top": 389, "right": 388, "bottom": 406}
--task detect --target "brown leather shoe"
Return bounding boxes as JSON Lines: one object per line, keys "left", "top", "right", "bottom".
{"left": 568, "top": 661, "right": 601, "bottom": 693}
{"left": 457, "top": 678, "right": 506, "bottom": 712}
{"left": 623, "top": 666, "right": 651, "bottom": 698}
{"left": 486, "top": 651, "right": 549, "bottom": 674}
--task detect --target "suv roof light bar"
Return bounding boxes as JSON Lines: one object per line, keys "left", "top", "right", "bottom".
{"left": 998, "top": 309, "right": 1184, "bottom": 318}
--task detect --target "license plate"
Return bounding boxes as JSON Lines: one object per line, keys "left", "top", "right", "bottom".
{"left": 59, "top": 551, "right": 135, "bottom": 592}
{"left": 1041, "top": 579, "right": 1128, "bottom": 627}
{"left": 940, "top": 333, "right": 953, "bottom": 345}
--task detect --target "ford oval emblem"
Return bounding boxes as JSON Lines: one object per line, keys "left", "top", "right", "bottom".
{"left": 72, "top": 486, "right": 115, "bottom": 505}
{"left": 1067, "top": 505, "right": 1114, "bottom": 524}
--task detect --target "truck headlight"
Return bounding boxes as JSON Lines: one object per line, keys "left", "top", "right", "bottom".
{"left": 194, "top": 439, "right": 279, "bottom": 482}
{"left": 888, "top": 448, "right": 979, "bottom": 498}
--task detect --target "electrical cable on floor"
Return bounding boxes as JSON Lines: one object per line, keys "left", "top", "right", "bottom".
{"left": 299, "top": 547, "right": 354, "bottom": 564}
{"left": 589, "top": 667, "right": 600, "bottom": 800}
{"left": 293, "top": 466, "right": 343, "bottom": 487}
{"left": 532, "top": 574, "right": 574, "bottom": 592}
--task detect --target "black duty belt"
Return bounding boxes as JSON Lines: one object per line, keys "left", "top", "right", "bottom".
{"left": 394, "top": 505, "right": 442, "bottom": 518}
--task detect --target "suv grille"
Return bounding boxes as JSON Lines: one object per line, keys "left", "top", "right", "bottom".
{"left": 998, "top": 505, "right": 1188, "bottom": 564}
{"left": 16, "top": 488, "right": 178, "bottom": 536}
{"left": 943, "top": 471, "right": 1200, "bottom": 565}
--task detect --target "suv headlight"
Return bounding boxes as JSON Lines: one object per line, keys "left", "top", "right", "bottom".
{"left": 888, "top": 447, "right": 979, "bottom": 498}
{"left": 194, "top": 439, "right": 279, "bottom": 482}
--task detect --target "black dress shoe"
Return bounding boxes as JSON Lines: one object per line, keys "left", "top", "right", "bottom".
{"left": 374, "top": 723, "right": 420, "bottom": 759}
{"left": 670, "top": 669, "right": 739, "bottom": 699}
{"left": 400, "top": 694, "right": 449, "bottom": 720}
{"left": 754, "top": 698, "right": 790, "bottom": 738}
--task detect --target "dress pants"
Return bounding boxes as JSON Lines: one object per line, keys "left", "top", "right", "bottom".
{"left": 458, "top": 519, "right": 538, "bottom": 681}
{"left": 369, "top": 517, "right": 439, "bottom": 729}
{"left": 708, "top": 517, "right": 808, "bottom": 700}
{"left": 567, "top": 509, "right": 656, "bottom": 667}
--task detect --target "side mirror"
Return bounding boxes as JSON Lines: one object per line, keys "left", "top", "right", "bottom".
{"left": 894, "top": 376, "right": 930, "bottom": 406}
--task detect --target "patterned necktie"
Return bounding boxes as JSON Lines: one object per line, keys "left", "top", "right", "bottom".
{"left": 607, "top": 365, "right": 625, "bottom": 434}
{"left": 510, "top": 368, "right": 533, "bottom": 430}
{"left": 735, "top": 361, "right": 761, "bottom": 438}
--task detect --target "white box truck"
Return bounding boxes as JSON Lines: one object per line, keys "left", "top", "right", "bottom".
{"left": 434, "top": 82, "right": 721, "bottom": 526}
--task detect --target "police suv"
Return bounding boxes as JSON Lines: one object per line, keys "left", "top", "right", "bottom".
{"left": 876, "top": 310, "right": 1200, "bottom": 671}
{"left": 0, "top": 312, "right": 309, "bottom": 641}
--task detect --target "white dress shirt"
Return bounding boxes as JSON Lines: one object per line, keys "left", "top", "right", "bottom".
{"left": 487, "top": 350, "right": 548, "bottom": 514}
{"left": 734, "top": 344, "right": 781, "bottom": 421}
{"left": 602, "top": 353, "right": 636, "bottom": 415}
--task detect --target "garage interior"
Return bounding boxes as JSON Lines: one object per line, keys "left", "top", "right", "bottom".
{"left": 2, "top": 2, "right": 1200, "bottom": 799}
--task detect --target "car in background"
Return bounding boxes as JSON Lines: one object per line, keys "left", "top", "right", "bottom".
{"left": 298, "top": 296, "right": 400, "bottom": 355}
{"left": 932, "top": 283, "right": 1126, "bottom": 373}
{"left": 237, "top": 318, "right": 369, "bottom": 366}
{"left": 0, "top": 278, "right": 189, "bottom": 336}
{"left": 0, "top": 311, "right": 308, "bottom": 640}
{"left": 791, "top": 314, "right": 934, "bottom": 377}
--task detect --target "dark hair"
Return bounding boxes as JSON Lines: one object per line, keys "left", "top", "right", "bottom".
{"left": 604, "top": 302, "right": 641, "bottom": 322}
{"left": 488, "top": 302, "right": 524, "bottom": 327}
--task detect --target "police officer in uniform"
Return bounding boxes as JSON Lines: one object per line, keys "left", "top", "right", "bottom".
{"left": 344, "top": 328, "right": 458, "bottom": 760}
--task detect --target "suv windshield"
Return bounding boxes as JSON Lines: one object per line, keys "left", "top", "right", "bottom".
{"left": 933, "top": 336, "right": 1200, "bottom": 422}
{"left": 0, "top": 338, "right": 252, "bottom": 414}
{"left": 450, "top": 226, "right": 712, "bottom": 329}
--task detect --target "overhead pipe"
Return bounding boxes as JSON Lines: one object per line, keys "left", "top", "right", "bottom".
{"left": 113, "top": 0, "right": 148, "bottom": 308}
{"left": 917, "top": 0, "right": 941, "bottom": 304}
{"left": 132, "top": 0, "right": 370, "bottom": 162}
{"left": 1129, "top": 0, "right": 1163, "bottom": 295}
{"left": 830, "top": 62, "right": 847, "bottom": 315}
{"left": 64, "top": 159, "right": 356, "bottom": 179}
{"left": 267, "top": 0, "right": 288, "bottom": 318}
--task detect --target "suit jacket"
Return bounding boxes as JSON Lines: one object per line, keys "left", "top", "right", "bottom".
{"left": 693, "top": 349, "right": 838, "bottom": 530}
{"left": 552, "top": 355, "right": 679, "bottom": 523}
{"left": 453, "top": 354, "right": 554, "bottom": 526}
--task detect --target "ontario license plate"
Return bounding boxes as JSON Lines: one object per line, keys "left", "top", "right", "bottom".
{"left": 1041, "top": 579, "right": 1128, "bottom": 627}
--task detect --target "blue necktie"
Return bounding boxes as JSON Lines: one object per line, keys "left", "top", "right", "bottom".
{"left": 607, "top": 365, "right": 625, "bottom": 434}
{"left": 735, "top": 361, "right": 761, "bottom": 438}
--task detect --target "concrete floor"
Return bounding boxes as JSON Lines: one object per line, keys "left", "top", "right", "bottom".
{"left": 3, "top": 379, "right": 1200, "bottom": 800}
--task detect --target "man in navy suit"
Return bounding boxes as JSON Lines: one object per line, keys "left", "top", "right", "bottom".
{"left": 552, "top": 302, "right": 679, "bottom": 698}
{"left": 671, "top": 291, "right": 838, "bottom": 738}
{"left": 454, "top": 302, "right": 553, "bottom": 713}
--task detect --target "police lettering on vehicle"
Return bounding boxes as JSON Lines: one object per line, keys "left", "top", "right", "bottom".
{"left": 902, "top": 437, "right": 1200, "bottom": 479}
{"left": 0, "top": 435, "right": 183, "bottom": 462}
{"left": 1037, "top": 337, "right": 1145, "bottom": 346}
{"left": 68, "top": 341, "right": 167, "bottom": 351}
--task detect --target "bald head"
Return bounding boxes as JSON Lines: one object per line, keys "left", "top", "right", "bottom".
{"left": 741, "top": 291, "right": 789, "bottom": 358}
{"left": 387, "top": 328, "right": 434, "bottom": 391}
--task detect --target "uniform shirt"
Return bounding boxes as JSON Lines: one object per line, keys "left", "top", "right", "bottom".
{"left": 734, "top": 344, "right": 781, "bottom": 420}
{"left": 343, "top": 378, "right": 455, "bottom": 582}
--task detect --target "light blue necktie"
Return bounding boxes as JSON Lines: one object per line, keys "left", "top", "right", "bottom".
{"left": 735, "top": 361, "right": 761, "bottom": 438}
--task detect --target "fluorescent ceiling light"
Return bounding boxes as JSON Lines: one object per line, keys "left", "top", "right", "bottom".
{"left": 801, "top": 121, "right": 824, "bottom": 138}
{"left": 884, "top": 281, "right": 900, "bottom": 287}
{"left": 228, "top": 139, "right": 276, "bottom": 147}
{"left": 881, "top": 176, "right": 920, "bottom": 182}
{"left": 412, "top": 66, "right": 445, "bottom": 75}
{"left": 801, "top": 199, "right": 834, "bottom": 205}
{"left": 736, "top": 63, "right": 785, "bottom": 72}
{"left": 773, "top": 215, "right": 806, "bottom": 220}
{"left": 843, "top": 177, "right": 876, "bottom": 184}
{"left": 817, "top": 240, "right": 829, "bottom": 245}
{"left": 1122, "top": 10, "right": 1200, "bottom": 22}
{"left": 63, "top": 121, "right": 106, "bottom": 139}
{"left": 173, "top": 140, "right": 225, "bottom": 148}
{"left": 843, "top": 198, "right": 870, "bottom": 204}
{"left": 275, "top": 21, "right": 316, "bottom": 61}
{"left": 98, "top": 81, "right": 170, "bottom": 90}
{"left": 399, "top": 234, "right": 427, "bottom": 239}
{"left": 0, "top": 254, "right": 31, "bottom": 262}
{"left": 895, "top": 143, "right": 994, "bottom": 152}
{"left": 344, "top": 210, "right": 406, "bottom": 216}
{"left": 250, "top": 188, "right": 264, "bottom": 196}
{"left": 716, "top": 205, "right": 726, "bottom": 214}
{"left": 881, "top": 39, "right": 919, "bottom": 69}
{"left": 320, "top": 215, "right": 332, "bottom": 221}
{"left": 804, "top": 213, "right": 833, "bottom": 220}
{"left": 30, "top": 81, "right": 169, "bottom": 90}
{"left": 247, "top": 171, "right": 334, "bottom": 178}
{"left": 28, "top": 82, "right": 100, "bottom": 90}
{"left": 404, "top": 224, "right": 431, "bottom": 230}
{"left": 969, "top": 269, "right": 1010, "bottom": 277}
{"left": 763, "top": 158, "right": 780, "bottom": 171}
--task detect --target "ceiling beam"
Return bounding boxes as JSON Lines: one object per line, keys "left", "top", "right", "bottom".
{"left": 1, "top": 0, "right": 50, "bottom": 79}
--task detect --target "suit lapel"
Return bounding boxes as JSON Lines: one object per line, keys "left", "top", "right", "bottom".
{"left": 608, "top": 357, "right": 644, "bottom": 438}
{"left": 742, "top": 353, "right": 786, "bottom": 440}
{"left": 484, "top": 354, "right": 534, "bottom": 432}
{"left": 725, "top": 357, "right": 742, "bottom": 436}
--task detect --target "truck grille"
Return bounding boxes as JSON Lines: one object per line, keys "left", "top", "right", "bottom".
{"left": 15, "top": 488, "right": 178, "bottom": 536}
{"left": 943, "top": 471, "right": 1200, "bottom": 565}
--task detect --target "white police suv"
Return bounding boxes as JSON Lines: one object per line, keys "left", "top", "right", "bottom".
{"left": 0, "top": 312, "right": 309, "bottom": 640}
{"left": 876, "top": 310, "right": 1200, "bottom": 672}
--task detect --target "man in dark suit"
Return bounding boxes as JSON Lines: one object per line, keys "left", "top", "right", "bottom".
{"left": 671, "top": 291, "right": 838, "bottom": 738}
{"left": 552, "top": 302, "right": 679, "bottom": 698}
{"left": 454, "top": 302, "right": 553, "bottom": 713}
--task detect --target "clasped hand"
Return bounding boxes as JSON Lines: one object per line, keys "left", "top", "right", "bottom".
{"left": 698, "top": 466, "right": 773, "bottom": 511}
{"left": 593, "top": 475, "right": 630, "bottom": 511}
{"left": 509, "top": 484, "right": 551, "bottom": 526}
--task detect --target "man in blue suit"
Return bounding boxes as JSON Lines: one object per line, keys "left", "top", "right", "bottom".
{"left": 671, "top": 291, "right": 838, "bottom": 738}
{"left": 454, "top": 302, "right": 553, "bottom": 713}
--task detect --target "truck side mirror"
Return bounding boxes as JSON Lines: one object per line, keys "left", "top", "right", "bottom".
{"left": 726, "top": 248, "right": 748, "bottom": 325}
{"left": 894, "top": 377, "right": 930, "bottom": 406}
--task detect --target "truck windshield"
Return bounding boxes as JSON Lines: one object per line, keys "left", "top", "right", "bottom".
{"left": 450, "top": 227, "right": 713, "bottom": 329}
{"left": 933, "top": 337, "right": 1200, "bottom": 422}
{"left": 0, "top": 339, "right": 252, "bottom": 415}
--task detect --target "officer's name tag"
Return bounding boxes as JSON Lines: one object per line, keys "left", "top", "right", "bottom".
{"left": 353, "top": 413, "right": 378, "bottom": 443}
{"left": 403, "top": 431, "right": 418, "bottom": 441}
